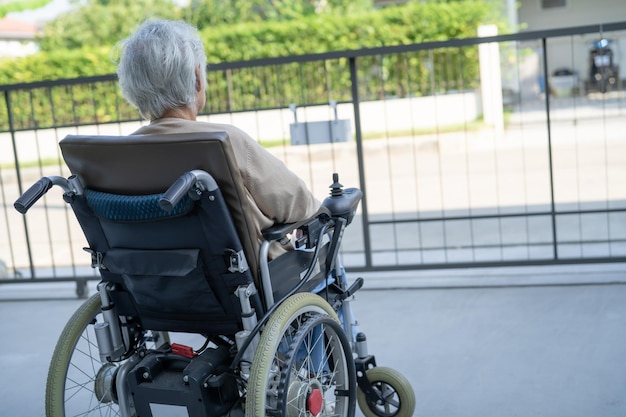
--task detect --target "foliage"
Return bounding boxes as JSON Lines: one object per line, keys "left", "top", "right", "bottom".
{"left": 37, "top": 0, "right": 181, "bottom": 51}
{"left": 198, "top": 1, "right": 489, "bottom": 62}
{"left": 1, "top": 77, "right": 136, "bottom": 131}
{"left": 0, "top": 46, "right": 115, "bottom": 85}
{"left": 0, "top": 0, "right": 50, "bottom": 18}
{"left": 37, "top": 0, "right": 372, "bottom": 50}
{"left": 183, "top": 0, "right": 373, "bottom": 28}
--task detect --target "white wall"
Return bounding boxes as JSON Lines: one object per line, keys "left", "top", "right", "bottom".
{"left": 0, "top": 93, "right": 481, "bottom": 165}
{"left": 518, "top": 0, "right": 626, "bottom": 31}
{"left": 0, "top": 39, "right": 38, "bottom": 58}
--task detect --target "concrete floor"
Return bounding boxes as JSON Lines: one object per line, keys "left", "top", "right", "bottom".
{"left": 2, "top": 264, "right": 626, "bottom": 417}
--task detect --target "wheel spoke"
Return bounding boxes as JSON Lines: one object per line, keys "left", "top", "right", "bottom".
{"left": 279, "top": 313, "right": 355, "bottom": 417}
{"left": 246, "top": 293, "right": 355, "bottom": 417}
{"left": 46, "top": 294, "right": 123, "bottom": 417}
{"left": 64, "top": 375, "right": 96, "bottom": 399}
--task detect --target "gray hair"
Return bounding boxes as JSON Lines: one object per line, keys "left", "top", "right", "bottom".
{"left": 113, "top": 20, "right": 207, "bottom": 120}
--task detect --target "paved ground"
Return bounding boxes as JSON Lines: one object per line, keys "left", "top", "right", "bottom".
{"left": 2, "top": 263, "right": 626, "bottom": 417}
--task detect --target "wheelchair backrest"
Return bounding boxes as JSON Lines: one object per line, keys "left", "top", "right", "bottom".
{"left": 59, "top": 132, "right": 261, "bottom": 334}
{"left": 61, "top": 131, "right": 260, "bottom": 278}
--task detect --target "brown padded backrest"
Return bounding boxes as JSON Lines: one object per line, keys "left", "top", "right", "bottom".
{"left": 59, "top": 132, "right": 260, "bottom": 282}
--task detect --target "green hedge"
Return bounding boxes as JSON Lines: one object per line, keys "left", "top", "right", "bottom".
{"left": 0, "top": 46, "right": 115, "bottom": 85}
{"left": 200, "top": 1, "right": 488, "bottom": 61}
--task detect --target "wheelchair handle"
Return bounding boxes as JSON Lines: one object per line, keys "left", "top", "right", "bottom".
{"left": 160, "top": 172, "right": 196, "bottom": 212}
{"left": 159, "top": 170, "right": 219, "bottom": 212}
{"left": 14, "top": 177, "right": 53, "bottom": 214}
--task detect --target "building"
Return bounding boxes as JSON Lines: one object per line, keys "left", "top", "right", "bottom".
{"left": 374, "top": 0, "right": 625, "bottom": 94}
{"left": 518, "top": 0, "right": 625, "bottom": 30}
{"left": 517, "top": 0, "right": 625, "bottom": 95}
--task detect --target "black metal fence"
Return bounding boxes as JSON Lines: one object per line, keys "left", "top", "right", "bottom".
{"left": 1, "top": 22, "right": 626, "bottom": 290}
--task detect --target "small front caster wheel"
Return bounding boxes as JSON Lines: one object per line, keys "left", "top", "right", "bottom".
{"left": 357, "top": 366, "right": 416, "bottom": 417}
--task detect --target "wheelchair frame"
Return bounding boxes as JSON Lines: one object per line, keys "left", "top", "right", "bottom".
{"left": 15, "top": 133, "right": 415, "bottom": 417}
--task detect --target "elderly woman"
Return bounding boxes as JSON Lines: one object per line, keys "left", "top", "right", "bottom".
{"left": 114, "top": 19, "right": 320, "bottom": 258}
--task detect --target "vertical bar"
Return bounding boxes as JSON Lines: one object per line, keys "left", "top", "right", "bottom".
{"left": 5, "top": 90, "right": 37, "bottom": 278}
{"left": 541, "top": 37, "right": 559, "bottom": 260}
{"left": 226, "top": 68, "right": 233, "bottom": 113}
{"left": 48, "top": 86, "right": 78, "bottom": 276}
{"left": 29, "top": 89, "right": 57, "bottom": 277}
{"left": 349, "top": 56, "right": 372, "bottom": 267}
{"left": 0, "top": 162, "right": 18, "bottom": 276}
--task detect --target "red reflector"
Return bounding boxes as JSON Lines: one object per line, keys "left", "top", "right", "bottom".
{"left": 307, "top": 388, "right": 323, "bottom": 416}
{"left": 171, "top": 343, "right": 196, "bottom": 358}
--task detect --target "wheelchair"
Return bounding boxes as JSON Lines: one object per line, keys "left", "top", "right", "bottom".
{"left": 15, "top": 132, "right": 415, "bottom": 417}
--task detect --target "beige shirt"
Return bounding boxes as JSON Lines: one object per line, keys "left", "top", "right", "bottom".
{"left": 132, "top": 118, "right": 321, "bottom": 258}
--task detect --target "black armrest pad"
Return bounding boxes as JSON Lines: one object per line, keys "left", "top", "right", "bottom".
{"left": 263, "top": 222, "right": 297, "bottom": 242}
{"left": 262, "top": 206, "right": 331, "bottom": 241}
{"left": 322, "top": 187, "right": 362, "bottom": 225}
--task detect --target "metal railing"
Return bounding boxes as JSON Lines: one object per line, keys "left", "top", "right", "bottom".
{"left": 1, "top": 21, "right": 626, "bottom": 291}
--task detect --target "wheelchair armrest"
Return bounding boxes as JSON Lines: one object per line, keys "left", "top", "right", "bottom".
{"left": 262, "top": 207, "right": 331, "bottom": 242}
{"left": 263, "top": 222, "right": 298, "bottom": 242}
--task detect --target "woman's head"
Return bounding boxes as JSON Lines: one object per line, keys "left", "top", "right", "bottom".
{"left": 114, "top": 20, "right": 207, "bottom": 120}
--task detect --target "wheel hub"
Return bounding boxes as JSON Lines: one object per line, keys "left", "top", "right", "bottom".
{"left": 287, "top": 378, "right": 325, "bottom": 417}
{"left": 94, "top": 363, "right": 118, "bottom": 404}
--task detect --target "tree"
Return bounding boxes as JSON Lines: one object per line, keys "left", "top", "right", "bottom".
{"left": 183, "top": 0, "right": 373, "bottom": 29}
{"left": 37, "top": 0, "right": 181, "bottom": 51}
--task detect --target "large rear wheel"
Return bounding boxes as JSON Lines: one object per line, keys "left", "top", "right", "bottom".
{"left": 45, "top": 293, "right": 168, "bottom": 417}
{"left": 278, "top": 313, "right": 356, "bottom": 417}
{"left": 246, "top": 292, "right": 355, "bottom": 417}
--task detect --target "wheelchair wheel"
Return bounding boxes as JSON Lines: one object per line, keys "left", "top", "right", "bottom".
{"left": 45, "top": 293, "right": 169, "bottom": 417}
{"left": 357, "top": 367, "right": 416, "bottom": 417}
{"left": 279, "top": 313, "right": 356, "bottom": 417}
{"left": 246, "top": 292, "right": 355, "bottom": 417}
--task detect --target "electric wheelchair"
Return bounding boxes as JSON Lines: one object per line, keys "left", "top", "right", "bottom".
{"left": 15, "top": 132, "right": 415, "bottom": 417}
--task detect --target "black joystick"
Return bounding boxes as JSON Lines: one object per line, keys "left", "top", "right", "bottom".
{"left": 321, "top": 173, "right": 362, "bottom": 225}
{"left": 329, "top": 173, "right": 343, "bottom": 197}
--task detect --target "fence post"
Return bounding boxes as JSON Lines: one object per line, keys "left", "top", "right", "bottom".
{"left": 478, "top": 24, "right": 505, "bottom": 133}
{"left": 5, "top": 90, "right": 37, "bottom": 278}
{"left": 541, "top": 37, "right": 559, "bottom": 261}
{"left": 349, "top": 56, "right": 373, "bottom": 268}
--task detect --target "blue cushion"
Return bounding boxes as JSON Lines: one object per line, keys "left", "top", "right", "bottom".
{"left": 86, "top": 190, "right": 194, "bottom": 221}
